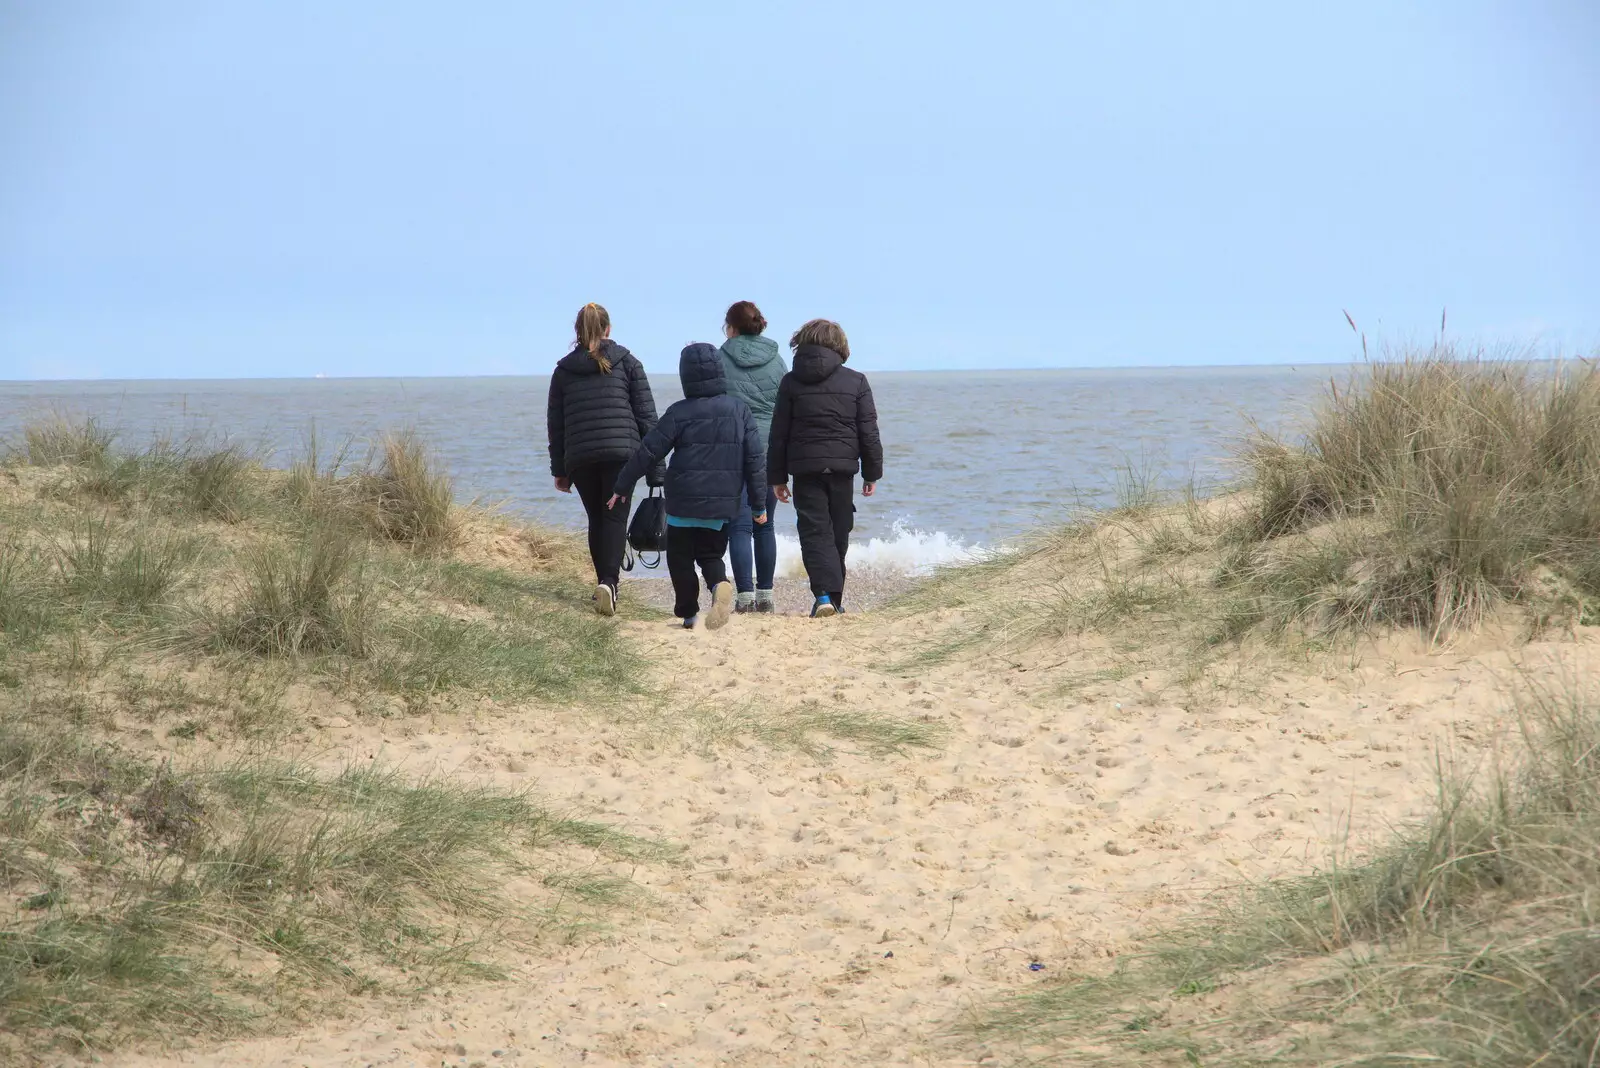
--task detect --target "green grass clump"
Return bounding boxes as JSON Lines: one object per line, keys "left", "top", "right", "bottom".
{"left": 4, "top": 417, "right": 635, "bottom": 712}
{"left": 961, "top": 678, "right": 1600, "bottom": 1065}
{"left": 373, "top": 611, "right": 625, "bottom": 703}
{"left": 17, "top": 415, "right": 115, "bottom": 467}
{"left": 1231, "top": 349, "right": 1600, "bottom": 636}
{"left": 9, "top": 417, "right": 262, "bottom": 523}
{"left": 202, "top": 524, "right": 375, "bottom": 658}
{"left": 181, "top": 443, "right": 255, "bottom": 521}
{"left": 363, "top": 430, "right": 457, "bottom": 548}
{"left": 360, "top": 560, "right": 639, "bottom": 704}
{"left": 55, "top": 516, "right": 203, "bottom": 614}
{"left": 0, "top": 715, "right": 667, "bottom": 1055}
{"left": 279, "top": 428, "right": 458, "bottom": 548}
{"left": 0, "top": 537, "right": 58, "bottom": 645}
{"left": 896, "top": 350, "right": 1600, "bottom": 691}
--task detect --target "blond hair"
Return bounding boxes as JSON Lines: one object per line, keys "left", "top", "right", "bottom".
{"left": 575, "top": 303, "right": 612, "bottom": 373}
{"left": 789, "top": 318, "right": 850, "bottom": 361}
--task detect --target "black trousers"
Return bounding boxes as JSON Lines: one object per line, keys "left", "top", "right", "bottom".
{"left": 569, "top": 461, "right": 628, "bottom": 586}
{"left": 792, "top": 472, "right": 854, "bottom": 603}
{"left": 667, "top": 524, "right": 730, "bottom": 618}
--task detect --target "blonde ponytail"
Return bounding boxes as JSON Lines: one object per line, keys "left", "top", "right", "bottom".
{"left": 575, "top": 303, "right": 613, "bottom": 373}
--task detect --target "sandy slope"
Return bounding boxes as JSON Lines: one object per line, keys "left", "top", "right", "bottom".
{"left": 102, "top": 605, "right": 1592, "bottom": 1068}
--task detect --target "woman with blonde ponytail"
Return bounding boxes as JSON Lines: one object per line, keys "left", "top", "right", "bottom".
{"left": 547, "top": 303, "right": 664, "bottom": 615}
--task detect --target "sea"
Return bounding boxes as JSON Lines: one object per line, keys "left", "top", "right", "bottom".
{"left": 0, "top": 367, "right": 1338, "bottom": 575}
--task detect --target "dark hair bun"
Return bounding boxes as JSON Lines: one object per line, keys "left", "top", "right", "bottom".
{"left": 725, "top": 301, "right": 767, "bottom": 336}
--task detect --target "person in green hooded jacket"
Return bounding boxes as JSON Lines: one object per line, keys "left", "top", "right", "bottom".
{"left": 719, "top": 301, "right": 787, "bottom": 612}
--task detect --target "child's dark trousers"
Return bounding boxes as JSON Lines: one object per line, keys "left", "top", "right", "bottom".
{"left": 792, "top": 472, "right": 854, "bottom": 604}
{"left": 667, "top": 524, "right": 731, "bottom": 619}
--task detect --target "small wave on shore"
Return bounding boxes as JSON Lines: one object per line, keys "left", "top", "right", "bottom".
{"left": 628, "top": 520, "right": 990, "bottom": 613}
{"left": 774, "top": 519, "right": 988, "bottom": 577}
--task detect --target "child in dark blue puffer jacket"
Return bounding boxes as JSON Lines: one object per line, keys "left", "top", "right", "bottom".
{"left": 609, "top": 343, "right": 768, "bottom": 630}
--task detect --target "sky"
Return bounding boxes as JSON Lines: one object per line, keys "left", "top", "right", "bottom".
{"left": 1, "top": 2, "right": 1597, "bottom": 380}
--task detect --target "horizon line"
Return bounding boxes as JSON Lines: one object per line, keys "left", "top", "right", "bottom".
{"left": 0, "top": 355, "right": 1391, "bottom": 385}
{"left": 6, "top": 351, "right": 1594, "bottom": 386}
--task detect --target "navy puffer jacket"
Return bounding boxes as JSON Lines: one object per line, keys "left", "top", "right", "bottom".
{"left": 612, "top": 344, "right": 766, "bottom": 521}
{"left": 546, "top": 339, "right": 664, "bottom": 483}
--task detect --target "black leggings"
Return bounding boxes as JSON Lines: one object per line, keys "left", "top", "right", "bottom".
{"left": 569, "top": 462, "right": 628, "bottom": 586}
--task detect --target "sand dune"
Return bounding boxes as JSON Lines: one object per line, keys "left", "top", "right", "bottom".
{"left": 101, "top": 601, "right": 1590, "bottom": 1068}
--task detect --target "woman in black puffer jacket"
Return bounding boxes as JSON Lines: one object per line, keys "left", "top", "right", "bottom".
{"left": 547, "top": 302, "right": 664, "bottom": 616}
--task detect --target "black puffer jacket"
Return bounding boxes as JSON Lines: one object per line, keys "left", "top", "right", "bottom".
{"left": 612, "top": 344, "right": 765, "bottom": 521}
{"left": 767, "top": 344, "right": 884, "bottom": 484}
{"left": 546, "top": 340, "right": 664, "bottom": 484}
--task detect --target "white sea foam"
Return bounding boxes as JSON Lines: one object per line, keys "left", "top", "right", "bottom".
{"left": 770, "top": 519, "right": 988, "bottom": 578}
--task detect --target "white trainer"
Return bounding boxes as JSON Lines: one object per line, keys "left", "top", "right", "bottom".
{"left": 705, "top": 581, "right": 734, "bottom": 631}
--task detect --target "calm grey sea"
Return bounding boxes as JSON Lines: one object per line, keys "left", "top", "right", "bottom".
{"left": 0, "top": 367, "right": 1335, "bottom": 568}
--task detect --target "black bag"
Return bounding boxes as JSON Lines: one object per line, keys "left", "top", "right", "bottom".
{"left": 624, "top": 487, "right": 668, "bottom": 570}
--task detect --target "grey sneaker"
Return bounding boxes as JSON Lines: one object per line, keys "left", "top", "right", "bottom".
{"left": 755, "top": 589, "right": 776, "bottom": 613}
{"left": 706, "top": 582, "right": 734, "bottom": 631}
{"left": 735, "top": 591, "right": 756, "bottom": 614}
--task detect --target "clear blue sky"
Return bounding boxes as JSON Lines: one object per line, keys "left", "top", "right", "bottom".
{"left": 2, "top": 2, "right": 1596, "bottom": 379}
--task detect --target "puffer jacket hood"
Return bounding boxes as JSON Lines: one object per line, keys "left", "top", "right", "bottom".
{"left": 611, "top": 350, "right": 766, "bottom": 522}
{"left": 722, "top": 334, "right": 781, "bottom": 370}
{"left": 792, "top": 343, "right": 845, "bottom": 385}
{"left": 720, "top": 334, "right": 787, "bottom": 450}
{"left": 679, "top": 343, "right": 728, "bottom": 398}
{"left": 557, "top": 338, "right": 625, "bottom": 375}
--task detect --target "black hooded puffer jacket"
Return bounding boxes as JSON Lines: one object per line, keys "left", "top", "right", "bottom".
{"left": 767, "top": 344, "right": 884, "bottom": 484}
{"left": 546, "top": 339, "right": 664, "bottom": 483}
{"left": 612, "top": 344, "right": 766, "bottom": 521}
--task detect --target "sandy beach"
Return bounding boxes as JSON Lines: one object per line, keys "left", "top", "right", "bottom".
{"left": 96, "top": 588, "right": 1588, "bottom": 1068}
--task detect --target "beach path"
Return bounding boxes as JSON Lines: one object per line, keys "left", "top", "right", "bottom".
{"left": 103, "top": 606, "right": 1575, "bottom": 1068}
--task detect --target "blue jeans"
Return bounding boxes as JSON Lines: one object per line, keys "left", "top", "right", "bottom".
{"left": 728, "top": 486, "right": 779, "bottom": 593}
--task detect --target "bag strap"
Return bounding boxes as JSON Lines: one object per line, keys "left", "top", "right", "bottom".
{"left": 620, "top": 547, "right": 661, "bottom": 572}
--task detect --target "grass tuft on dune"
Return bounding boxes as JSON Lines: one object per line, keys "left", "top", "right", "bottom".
{"left": 1, "top": 421, "right": 632, "bottom": 712}
{"left": 1227, "top": 348, "right": 1600, "bottom": 638}
{"left": 895, "top": 349, "right": 1600, "bottom": 693}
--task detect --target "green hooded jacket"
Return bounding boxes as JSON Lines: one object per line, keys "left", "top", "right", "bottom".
{"left": 719, "top": 334, "right": 787, "bottom": 449}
